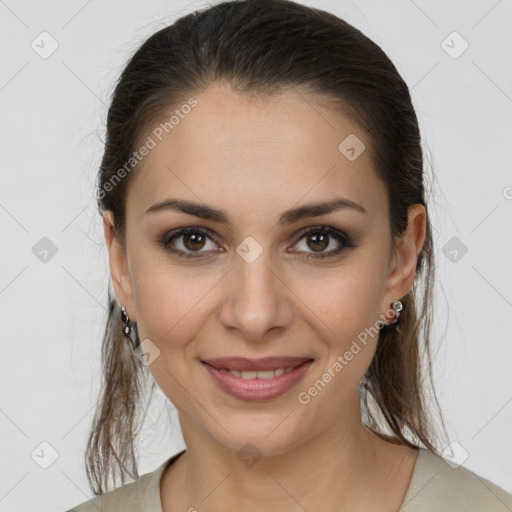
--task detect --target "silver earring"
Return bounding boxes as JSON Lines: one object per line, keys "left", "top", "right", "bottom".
{"left": 390, "top": 299, "right": 403, "bottom": 324}
{"left": 121, "top": 305, "right": 138, "bottom": 347}
{"left": 379, "top": 299, "right": 404, "bottom": 330}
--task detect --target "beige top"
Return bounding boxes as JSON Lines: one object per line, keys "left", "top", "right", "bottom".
{"left": 67, "top": 448, "right": 512, "bottom": 511}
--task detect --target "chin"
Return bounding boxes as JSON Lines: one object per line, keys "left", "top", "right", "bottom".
{"left": 209, "top": 413, "right": 311, "bottom": 459}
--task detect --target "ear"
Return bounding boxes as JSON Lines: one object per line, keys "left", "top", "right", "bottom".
{"left": 381, "top": 204, "right": 427, "bottom": 317}
{"left": 103, "top": 210, "right": 136, "bottom": 320}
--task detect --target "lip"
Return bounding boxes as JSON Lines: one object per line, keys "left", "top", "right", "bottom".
{"left": 201, "top": 358, "right": 314, "bottom": 401}
{"left": 202, "top": 356, "right": 312, "bottom": 372}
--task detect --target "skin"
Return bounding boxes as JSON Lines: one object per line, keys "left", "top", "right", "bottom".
{"left": 104, "top": 81, "right": 426, "bottom": 511}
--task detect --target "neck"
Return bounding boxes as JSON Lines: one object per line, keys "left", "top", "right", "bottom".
{"left": 161, "top": 395, "right": 418, "bottom": 511}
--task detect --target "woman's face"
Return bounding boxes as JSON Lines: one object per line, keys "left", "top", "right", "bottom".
{"left": 105, "top": 82, "right": 425, "bottom": 457}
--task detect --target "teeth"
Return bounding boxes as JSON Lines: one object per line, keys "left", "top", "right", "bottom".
{"left": 218, "top": 367, "right": 296, "bottom": 379}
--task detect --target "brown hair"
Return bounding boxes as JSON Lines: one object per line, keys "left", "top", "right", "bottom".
{"left": 86, "top": 0, "right": 449, "bottom": 495}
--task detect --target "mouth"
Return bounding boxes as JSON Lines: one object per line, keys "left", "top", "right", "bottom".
{"left": 202, "top": 356, "right": 313, "bottom": 373}
{"left": 201, "top": 356, "right": 314, "bottom": 401}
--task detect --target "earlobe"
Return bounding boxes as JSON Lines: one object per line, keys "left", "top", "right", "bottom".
{"left": 102, "top": 211, "right": 134, "bottom": 313}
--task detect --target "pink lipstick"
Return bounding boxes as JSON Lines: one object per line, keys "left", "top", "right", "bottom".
{"left": 201, "top": 356, "right": 314, "bottom": 401}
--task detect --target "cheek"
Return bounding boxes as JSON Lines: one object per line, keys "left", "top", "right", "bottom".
{"left": 293, "top": 259, "right": 386, "bottom": 334}
{"left": 129, "top": 256, "right": 221, "bottom": 351}
{"left": 290, "top": 258, "right": 387, "bottom": 381}
{"left": 292, "top": 275, "right": 383, "bottom": 413}
{"left": 129, "top": 264, "right": 213, "bottom": 403}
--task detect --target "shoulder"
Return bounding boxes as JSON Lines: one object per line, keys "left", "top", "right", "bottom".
{"left": 400, "top": 448, "right": 512, "bottom": 511}
{"left": 65, "top": 451, "right": 185, "bottom": 512}
{"left": 65, "top": 470, "right": 157, "bottom": 512}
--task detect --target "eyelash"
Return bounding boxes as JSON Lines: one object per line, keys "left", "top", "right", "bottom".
{"left": 158, "top": 226, "right": 355, "bottom": 260}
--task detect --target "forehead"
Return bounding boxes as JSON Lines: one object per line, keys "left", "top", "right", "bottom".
{"left": 126, "top": 82, "right": 386, "bottom": 223}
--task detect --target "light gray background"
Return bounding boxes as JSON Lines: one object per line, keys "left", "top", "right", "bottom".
{"left": 1, "top": 0, "right": 511, "bottom": 510}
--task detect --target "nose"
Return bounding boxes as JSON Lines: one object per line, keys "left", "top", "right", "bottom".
{"left": 218, "top": 245, "right": 295, "bottom": 343}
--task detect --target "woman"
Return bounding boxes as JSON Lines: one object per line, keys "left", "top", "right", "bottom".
{"left": 67, "top": 0, "right": 512, "bottom": 510}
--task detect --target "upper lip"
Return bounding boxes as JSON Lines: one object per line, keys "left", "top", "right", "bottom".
{"left": 202, "top": 356, "right": 313, "bottom": 371}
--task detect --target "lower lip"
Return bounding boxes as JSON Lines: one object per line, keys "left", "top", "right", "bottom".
{"left": 201, "top": 360, "right": 314, "bottom": 401}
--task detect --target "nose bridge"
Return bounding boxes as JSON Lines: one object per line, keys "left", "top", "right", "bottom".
{"left": 219, "top": 240, "right": 293, "bottom": 341}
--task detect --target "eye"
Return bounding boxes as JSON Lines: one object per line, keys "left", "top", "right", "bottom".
{"left": 290, "top": 226, "right": 355, "bottom": 259}
{"left": 159, "top": 225, "right": 355, "bottom": 260}
{"left": 159, "top": 227, "right": 221, "bottom": 258}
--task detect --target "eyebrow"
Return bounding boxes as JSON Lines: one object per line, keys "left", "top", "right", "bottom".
{"left": 145, "top": 197, "right": 368, "bottom": 226}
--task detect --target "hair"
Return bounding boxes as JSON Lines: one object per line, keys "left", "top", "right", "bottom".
{"left": 86, "top": 0, "right": 449, "bottom": 495}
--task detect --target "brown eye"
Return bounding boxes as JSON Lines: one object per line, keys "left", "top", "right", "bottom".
{"left": 291, "top": 226, "right": 355, "bottom": 259}
{"left": 182, "top": 232, "right": 207, "bottom": 251}
{"left": 306, "top": 232, "right": 329, "bottom": 252}
{"left": 159, "top": 227, "right": 221, "bottom": 258}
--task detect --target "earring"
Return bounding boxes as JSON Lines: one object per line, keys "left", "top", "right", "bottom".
{"left": 381, "top": 299, "right": 404, "bottom": 330}
{"left": 121, "top": 305, "right": 138, "bottom": 347}
{"left": 390, "top": 299, "right": 403, "bottom": 324}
